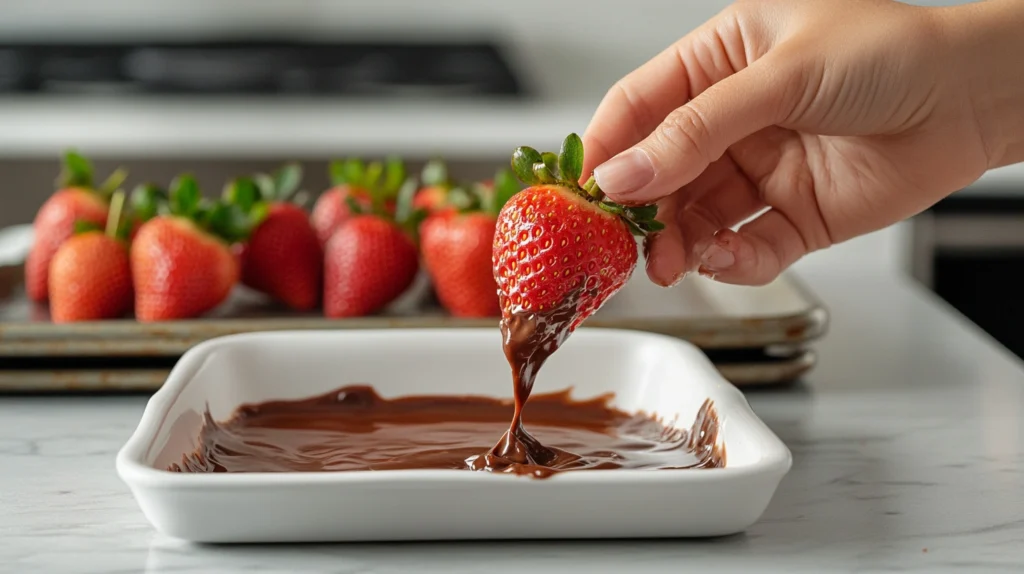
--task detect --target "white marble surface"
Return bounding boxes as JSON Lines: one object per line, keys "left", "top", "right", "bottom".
{"left": 2, "top": 269, "right": 1024, "bottom": 573}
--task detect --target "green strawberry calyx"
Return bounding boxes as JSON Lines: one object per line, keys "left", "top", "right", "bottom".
{"left": 510, "top": 134, "right": 665, "bottom": 237}
{"left": 348, "top": 174, "right": 428, "bottom": 244}
{"left": 129, "top": 182, "right": 168, "bottom": 224}
{"left": 329, "top": 156, "right": 407, "bottom": 210}
{"left": 443, "top": 168, "right": 523, "bottom": 217}
{"left": 250, "top": 162, "right": 307, "bottom": 206}
{"left": 57, "top": 149, "right": 129, "bottom": 202}
{"left": 219, "top": 161, "right": 307, "bottom": 233}
{"left": 420, "top": 158, "right": 453, "bottom": 189}
{"left": 334, "top": 156, "right": 427, "bottom": 242}
{"left": 148, "top": 173, "right": 261, "bottom": 244}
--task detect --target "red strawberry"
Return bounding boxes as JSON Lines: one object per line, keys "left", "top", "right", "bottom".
{"left": 323, "top": 177, "right": 423, "bottom": 318}
{"left": 324, "top": 217, "right": 419, "bottom": 318}
{"left": 25, "top": 151, "right": 127, "bottom": 302}
{"left": 413, "top": 186, "right": 449, "bottom": 213}
{"left": 131, "top": 175, "right": 253, "bottom": 322}
{"left": 422, "top": 213, "right": 498, "bottom": 317}
{"left": 412, "top": 159, "right": 456, "bottom": 216}
{"left": 228, "top": 164, "right": 323, "bottom": 311}
{"left": 493, "top": 134, "right": 663, "bottom": 331}
{"left": 421, "top": 170, "right": 522, "bottom": 317}
{"left": 311, "top": 157, "right": 406, "bottom": 246}
{"left": 48, "top": 192, "right": 133, "bottom": 323}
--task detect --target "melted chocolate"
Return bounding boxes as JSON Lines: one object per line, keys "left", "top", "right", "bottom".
{"left": 168, "top": 293, "right": 728, "bottom": 478}
{"left": 480, "top": 299, "right": 578, "bottom": 470}
{"left": 168, "top": 385, "right": 725, "bottom": 476}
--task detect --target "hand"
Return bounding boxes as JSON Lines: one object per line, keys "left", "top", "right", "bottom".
{"left": 584, "top": 0, "right": 1024, "bottom": 286}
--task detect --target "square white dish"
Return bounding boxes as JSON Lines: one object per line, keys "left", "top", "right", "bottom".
{"left": 116, "top": 328, "right": 791, "bottom": 543}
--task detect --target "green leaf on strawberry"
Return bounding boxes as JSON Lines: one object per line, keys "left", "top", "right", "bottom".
{"left": 223, "top": 177, "right": 262, "bottom": 212}
{"left": 60, "top": 150, "right": 94, "bottom": 188}
{"left": 558, "top": 133, "right": 584, "bottom": 183}
{"left": 420, "top": 159, "right": 450, "bottom": 188}
{"left": 491, "top": 169, "right": 522, "bottom": 214}
{"left": 169, "top": 174, "right": 202, "bottom": 218}
{"left": 162, "top": 173, "right": 263, "bottom": 245}
{"left": 56, "top": 149, "right": 130, "bottom": 202}
{"left": 364, "top": 161, "right": 384, "bottom": 189}
{"left": 328, "top": 156, "right": 407, "bottom": 210}
{"left": 202, "top": 202, "right": 255, "bottom": 244}
{"left": 510, "top": 133, "right": 665, "bottom": 236}
{"left": 328, "top": 158, "right": 363, "bottom": 187}
{"left": 394, "top": 178, "right": 428, "bottom": 233}
{"left": 511, "top": 146, "right": 543, "bottom": 184}
{"left": 130, "top": 183, "right": 167, "bottom": 223}
{"left": 541, "top": 152, "right": 559, "bottom": 180}
{"left": 73, "top": 220, "right": 103, "bottom": 235}
{"left": 446, "top": 186, "right": 479, "bottom": 212}
{"left": 273, "top": 162, "right": 302, "bottom": 201}
{"left": 384, "top": 157, "right": 406, "bottom": 192}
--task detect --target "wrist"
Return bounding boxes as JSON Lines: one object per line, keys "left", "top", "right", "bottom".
{"left": 936, "top": 0, "right": 1024, "bottom": 169}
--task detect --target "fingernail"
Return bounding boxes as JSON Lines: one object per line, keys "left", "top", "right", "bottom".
{"left": 700, "top": 243, "right": 735, "bottom": 272}
{"left": 594, "top": 148, "right": 655, "bottom": 197}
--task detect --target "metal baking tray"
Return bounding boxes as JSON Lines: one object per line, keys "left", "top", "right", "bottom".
{"left": 0, "top": 265, "right": 826, "bottom": 354}
{"left": 0, "top": 262, "right": 827, "bottom": 389}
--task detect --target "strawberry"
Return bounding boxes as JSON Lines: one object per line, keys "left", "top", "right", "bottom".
{"left": 311, "top": 157, "right": 406, "bottom": 246}
{"left": 25, "top": 151, "right": 127, "bottom": 302}
{"left": 493, "top": 133, "right": 663, "bottom": 331}
{"left": 48, "top": 192, "right": 133, "bottom": 323}
{"left": 412, "top": 159, "right": 456, "bottom": 216}
{"left": 421, "top": 169, "right": 522, "bottom": 317}
{"left": 226, "top": 164, "right": 323, "bottom": 311}
{"left": 323, "top": 178, "right": 423, "bottom": 318}
{"left": 131, "top": 175, "right": 254, "bottom": 322}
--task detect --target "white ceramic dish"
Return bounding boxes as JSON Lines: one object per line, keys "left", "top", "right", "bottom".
{"left": 116, "top": 328, "right": 791, "bottom": 543}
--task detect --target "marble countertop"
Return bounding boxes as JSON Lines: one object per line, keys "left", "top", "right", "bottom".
{"left": 2, "top": 269, "right": 1023, "bottom": 573}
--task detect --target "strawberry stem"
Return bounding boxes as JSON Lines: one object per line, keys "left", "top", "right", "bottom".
{"left": 99, "top": 168, "right": 129, "bottom": 199}
{"left": 582, "top": 176, "right": 605, "bottom": 200}
{"left": 105, "top": 190, "right": 126, "bottom": 239}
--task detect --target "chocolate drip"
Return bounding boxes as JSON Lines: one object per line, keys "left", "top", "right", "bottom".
{"left": 477, "top": 300, "right": 577, "bottom": 472}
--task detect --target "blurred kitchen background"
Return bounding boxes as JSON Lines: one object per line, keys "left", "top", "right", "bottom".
{"left": 0, "top": 0, "right": 1021, "bottom": 357}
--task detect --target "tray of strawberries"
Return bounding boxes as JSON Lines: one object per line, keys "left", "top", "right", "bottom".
{"left": 0, "top": 137, "right": 827, "bottom": 391}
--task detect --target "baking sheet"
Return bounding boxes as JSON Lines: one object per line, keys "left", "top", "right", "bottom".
{"left": 0, "top": 264, "right": 827, "bottom": 356}
{"left": 0, "top": 258, "right": 825, "bottom": 389}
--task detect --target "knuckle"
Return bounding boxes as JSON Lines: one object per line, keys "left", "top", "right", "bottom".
{"left": 656, "top": 106, "right": 715, "bottom": 165}
{"left": 611, "top": 79, "right": 656, "bottom": 130}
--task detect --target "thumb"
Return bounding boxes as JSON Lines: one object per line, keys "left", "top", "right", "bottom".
{"left": 594, "top": 54, "right": 794, "bottom": 204}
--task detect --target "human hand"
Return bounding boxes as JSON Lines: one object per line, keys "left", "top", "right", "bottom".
{"left": 584, "top": 0, "right": 1024, "bottom": 286}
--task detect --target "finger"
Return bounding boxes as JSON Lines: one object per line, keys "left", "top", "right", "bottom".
{"left": 696, "top": 209, "right": 808, "bottom": 286}
{"left": 595, "top": 51, "right": 796, "bottom": 204}
{"left": 645, "top": 157, "right": 767, "bottom": 286}
{"left": 581, "top": 14, "right": 733, "bottom": 178}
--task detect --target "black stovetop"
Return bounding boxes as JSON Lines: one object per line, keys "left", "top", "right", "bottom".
{"left": 0, "top": 40, "right": 525, "bottom": 97}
